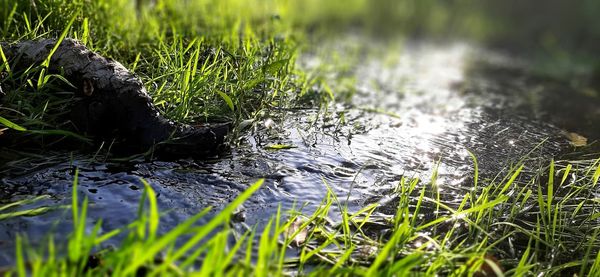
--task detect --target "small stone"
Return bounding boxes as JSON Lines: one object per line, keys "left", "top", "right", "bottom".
{"left": 232, "top": 206, "right": 246, "bottom": 222}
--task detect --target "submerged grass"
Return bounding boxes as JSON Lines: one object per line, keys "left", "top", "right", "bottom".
{"left": 0, "top": 195, "right": 62, "bottom": 221}
{"left": 2, "top": 157, "right": 600, "bottom": 276}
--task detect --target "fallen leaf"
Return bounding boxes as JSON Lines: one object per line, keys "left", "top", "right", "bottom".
{"left": 285, "top": 218, "right": 307, "bottom": 247}
{"left": 565, "top": 132, "right": 588, "bottom": 147}
{"left": 265, "top": 144, "right": 296, "bottom": 150}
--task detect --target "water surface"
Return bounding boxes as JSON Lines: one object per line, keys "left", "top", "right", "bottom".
{"left": 1, "top": 40, "right": 597, "bottom": 266}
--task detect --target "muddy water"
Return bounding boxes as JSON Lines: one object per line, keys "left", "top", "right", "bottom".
{"left": 0, "top": 41, "right": 598, "bottom": 265}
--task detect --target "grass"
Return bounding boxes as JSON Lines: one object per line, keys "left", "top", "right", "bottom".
{"left": 2, "top": 0, "right": 600, "bottom": 276}
{"left": 2, "top": 156, "right": 600, "bottom": 275}
{"left": 2, "top": 0, "right": 599, "bottom": 144}
{"left": 0, "top": 0, "right": 318, "bottom": 147}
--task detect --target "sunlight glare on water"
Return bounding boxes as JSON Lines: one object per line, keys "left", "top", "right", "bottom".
{"left": 331, "top": 43, "right": 475, "bottom": 191}
{"left": 0, "top": 40, "right": 574, "bottom": 266}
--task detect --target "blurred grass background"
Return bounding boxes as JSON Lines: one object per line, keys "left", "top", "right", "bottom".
{"left": 3, "top": 0, "right": 599, "bottom": 56}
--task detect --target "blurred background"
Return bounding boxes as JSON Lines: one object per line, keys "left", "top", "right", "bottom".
{"left": 3, "top": 0, "right": 599, "bottom": 57}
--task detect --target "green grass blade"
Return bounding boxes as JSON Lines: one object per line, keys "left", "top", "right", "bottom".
{"left": 124, "top": 179, "right": 264, "bottom": 275}
{"left": 71, "top": 169, "right": 79, "bottom": 229}
{"left": 140, "top": 179, "right": 160, "bottom": 242}
{"left": 0, "top": 44, "right": 11, "bottom": 74}
{"left": 40, "top": 15, "right": 76, "bottom": 69}
{"left": 547, "top": 160, "right": 554, "bottom": 224}
{"left": 0, "top": 116, "right": 26, "bottom": 131}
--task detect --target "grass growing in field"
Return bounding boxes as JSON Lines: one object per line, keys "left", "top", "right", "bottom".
{"left": 2, "top": 157, "right": 600, "bottom": 276}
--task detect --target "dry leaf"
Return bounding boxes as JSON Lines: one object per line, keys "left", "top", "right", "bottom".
{"left": 285, "top": 218, "right": 307, "bottom": 247}
{"left": 565, "top": 132, "right": 588, "bottom": 147}
{"left": 265, "top": 144, "right": 296, "bottom": 150}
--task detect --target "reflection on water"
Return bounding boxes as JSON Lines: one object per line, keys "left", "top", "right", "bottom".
{"left": 1, "top": 40, "right": 597, "bottom": 265}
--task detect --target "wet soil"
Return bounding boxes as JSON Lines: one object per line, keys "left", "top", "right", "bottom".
{"left": 0, "top": 41, "right": 598, "bottom": 266}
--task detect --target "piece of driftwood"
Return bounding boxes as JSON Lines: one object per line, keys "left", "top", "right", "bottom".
{"left": 0, "top": 38, "right": 229, "bottom": 157}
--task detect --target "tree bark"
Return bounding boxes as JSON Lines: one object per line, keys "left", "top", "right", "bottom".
{"left": 0, "top": 38, "right": 229, "bottom": 158}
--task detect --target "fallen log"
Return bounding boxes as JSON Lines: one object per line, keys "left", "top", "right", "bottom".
{"left": 0, "top": 38, "right": 229, "bottom": 158}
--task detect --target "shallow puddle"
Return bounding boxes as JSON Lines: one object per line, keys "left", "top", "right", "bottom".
{"left": 0, "top": 40, "right": 598, "bottom": 266}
